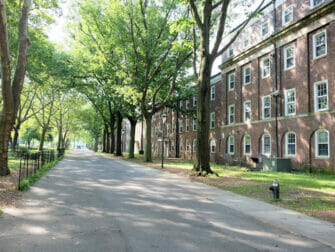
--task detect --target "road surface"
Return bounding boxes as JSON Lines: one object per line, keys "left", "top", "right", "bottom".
{"left": 0, "top": 150, "right": 334, "bottom": 251}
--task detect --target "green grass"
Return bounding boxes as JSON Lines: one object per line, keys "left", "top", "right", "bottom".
{"left": 147, "top": 159, "right": 335, "bottom": 216}
{"left": 0, "top": 208, "right": 3, "bottom": 216}
{"left": 17, "top": 157, "right": 63, "bottom": 191}
{"left": 8, "top": 156, "right": 21, "bottom": 170}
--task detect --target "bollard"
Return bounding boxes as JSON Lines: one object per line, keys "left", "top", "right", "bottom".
{"left": 269, "top": 179, "right": 280, "bottom": 200}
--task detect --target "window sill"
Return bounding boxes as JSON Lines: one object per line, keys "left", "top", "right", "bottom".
{"left": 284, "top": 65, "right": 295, "bottom": 71}
{"left": 243, "top": 82, "right": 251, "bottom": 86}
{"left": 315, "top": 156, "right": 329, "bottom": 160}
{"left": 313, "top": 54, "right": 327, "bottom": 60}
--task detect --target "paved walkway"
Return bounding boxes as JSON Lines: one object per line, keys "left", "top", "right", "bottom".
{"left": 0, "top": 150, "right": 335, "bottom": 251}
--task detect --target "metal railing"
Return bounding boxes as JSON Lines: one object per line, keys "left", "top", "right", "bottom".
{"left": 17, "top": 149, "right": 65, "bottom": 190}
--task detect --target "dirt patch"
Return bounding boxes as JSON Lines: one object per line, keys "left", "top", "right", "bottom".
{"left": 0, "top": 170, "right": 22, "bottom": 209}
{"left": 312, "top": 210, "right": 335, "bottom": 223}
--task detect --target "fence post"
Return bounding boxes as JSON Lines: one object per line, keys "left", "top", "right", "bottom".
{"left": 25, "top": 154, "right": 29, "bottom": 178}
{"left": 18, "top": 156, "right": 22, "bottom": 190}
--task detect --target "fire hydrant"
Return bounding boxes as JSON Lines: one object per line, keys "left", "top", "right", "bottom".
{"left": 269, "top": 179, "right": 280, "bottom": 200}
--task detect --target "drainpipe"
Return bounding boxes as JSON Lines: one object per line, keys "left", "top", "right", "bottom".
{"left": 272, "top": 0, "right": 279, "bottom": 158}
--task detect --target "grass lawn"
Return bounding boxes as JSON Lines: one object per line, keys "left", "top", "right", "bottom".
{"left": 107, "top": 153, "right": 335, "bottom": 222}
{"left": 8, "top": 156, "right": 20, "bottom": 170}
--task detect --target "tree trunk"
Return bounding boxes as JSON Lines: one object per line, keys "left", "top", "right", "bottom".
{"left": 102, "top": 128, "right": 106, "bottom": 152}
{"left": 57, "top": 113, "right": 63, "bottom": 150}
{"left": 128, "top": 118, "right": 137, "bottom": 159}
{"left": 193, "top": 52, "right": 213, "bottom": 175}
{"left": 39, "top": 127, "right": 48, "bottom": 151}
{"left": 115, "top": 111, "right": 122, "bottom": 156}
{"left": 12, "top": 124, "right": 20, "bottom": 152}
{"left": 105, "top": 126, "right": 110, "bottom": 153}
{"left": 110, "top": 114, "right": 115, "bottom": 154}
{"left": 93, "top": 135, "right": 98, "bottom": 152}
{"left": 175, "top": 110, "right": 179, "bottom": 158}
{"left": 144, "top": 114, "right": 152, "bottom": 162}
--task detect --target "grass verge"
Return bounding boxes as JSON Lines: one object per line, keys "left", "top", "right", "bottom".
{"left": 0, "top": 208, "right": 3, "bottom": 216}
{"left": 102, "top": 153, "right": 335, "bottom": 222}
{"left": 17, "top": 157, "right": 63, "bottom": 191}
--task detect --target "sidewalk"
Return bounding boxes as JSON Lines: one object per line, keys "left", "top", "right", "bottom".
{"left": 118, "top": 158, "right": 335, "bottom": 249}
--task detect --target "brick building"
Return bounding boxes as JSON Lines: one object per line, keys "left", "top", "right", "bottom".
{"left": 149, "top": 0, "right": 335, "bottom": 169}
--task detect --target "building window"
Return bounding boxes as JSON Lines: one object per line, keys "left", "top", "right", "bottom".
{"left": 244, "top": 101, "right": 251, "bottom": 122}
{"left": 210, "top": 112, "right": 215, "bottom": 129}
{"left": 179, "top": 141, "right": 183, "bottom": 152}
{"left": 179, "top": 119, "right": 183, "bottom": 133}
{"left": 193, "top": 96, "right": 197, "bottom": 106}
{"left": 284, "top": 45, "right": 295, "bottom": 70}
{"left": 210, "top": 139, "right": 216, "bottom": 153}
{"left": 285, "top": 132, "right": 296, "bottom": 157}
{"left": 171, "top": 142, "right": 175, "bottom": 151}
{"left": 171, "top": 122, "right": 175, "bottom": 133}
{"left": 193, "top": 118, "right": 197, "bottom": 131}
{"left": 228, "top": 136, "right": 234, "bottom": 155}
{"left": 313, "top": 30, "right": 327, "bottom": 59}
{"left": 186, "top": 139, "right": 190, "bottom": 152}
{"left": 210, "top": 86, "right": 215, "bottom": 101}
{"left": 261, "top": 21, "right": 269, "bottom": 37}
{"left": 185, "top": 119, "right": 189, "bottom": 132}
{"left": 193, "top": 139, "right": 197, "bottom": 153}
{"left": 314, "top": 80, "right": 328, "bottom": 112}
{"left": 167, "top": 124, "right": 170, "bottom": 134}
{"left": 228, "top": 73, "right": 235, "bottom": 91}
{"left": 179, "top": 101, "right": 183, "bottom": 109}
{"left": 228, "top": 105, "right": 235, "bottom": 124}
{"left": 282, "top": 5, "right": 293, "bottom": 25}
{"left": 285, "top": 89, "right": 296, "bottom": 116}
{"left": 315, "top": 129, "right": 329, "bottom": 158}
{"left": 262, "top": 96, "right": 271, "bottom": 119}
{"left": 243, "top": 36, "right": 249, "bottom": 48}
{"left": 262, "top": 134, "right": 271, "bottom": 155}
{"left": 243, "top": 65, "right": 251, "bottom": 85}
{"left": 311, "top": 0, "right": 324, "bottom": 8}
{"left": 262, "top": 56, "right": 270, "bottom": 78}
{"left": 186, "top": 100, "right": 189, "bottom": 109}
{"left": 228, "top": 46, "right": 234, "bottom": 57}
{"left": 244, "top": 135, "right": 251, "bottom": 156}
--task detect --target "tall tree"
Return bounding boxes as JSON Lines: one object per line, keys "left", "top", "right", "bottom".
{"left": 0, "top": 0, "right": 32, "bottom": 176}
{"left": 187, "top": 0, "right": 265, "bottom": 175}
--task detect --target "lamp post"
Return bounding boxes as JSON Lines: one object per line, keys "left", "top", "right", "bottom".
{"left": 161, "top": 113, "right": 167, "bottom": 168}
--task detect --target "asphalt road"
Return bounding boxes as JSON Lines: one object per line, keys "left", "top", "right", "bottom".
{"left": 0, "top": 150, "right": 334, "bottom": 251}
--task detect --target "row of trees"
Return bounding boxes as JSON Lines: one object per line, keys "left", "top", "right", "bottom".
{"left": 69, "top": 0, "right": 265, "bottom": 175}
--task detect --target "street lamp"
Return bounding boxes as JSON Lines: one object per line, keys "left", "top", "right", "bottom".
{"left": 161, "top": 113, "right": 167, "bottom": 168}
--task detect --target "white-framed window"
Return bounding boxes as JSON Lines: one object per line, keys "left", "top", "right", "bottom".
{"left": 171, "top": 141, "right": 175, "bottom": 151}
{"left": 228, "top": 136, "right": 234, "bottom": 154}
{"left": 211, "top": 85, "right": 215, "bottom": 101}
{"left": 315, "top": 129, "right": 329, "bottom": 158}
{"left": 228, "top": 73, "right": 235, "bottom": 91}
{"left": 282, "top": 5, "right": 293, "bottom": 25}
{"left": 262, "top": 96, "right": 271, "bottom": 119}
{"left": 313, "top": 30, "right": 327, "bottom": 59}
{"left": 261, "top": 21, "right": 269, "bottom": 37}
{"left": 167, "top": 124, "right": 170, "bottom": 134}
{"left": 171, "top": 122, "right": 175, "bottom": 133}
{"left": 186, "top": 139, "right": 190, "bottom": 152}
{"left": 262, "top": 134, "right": 271, "bottom": 155}
{"left": 244, "top": 101, "right": 251, "bottom": 122}
{"left": 210, "top": 139, "right": 216, "bottom": 153}
{"left": 228, "top": 104, "right": 235, "bottom": 124}
{"left": 179, "top": 101, "right": 183, "bottom": 109}
{"left": 186, "top": 100, "right": 189, "bottom": 109}
{"left": 179, "top": 141, "right": 183, "bottom": 152}
{"left": 284, "top": 45, "right": 295, "bottom": 70}
{"left": 193, "top": 96, "right": 197, "bottom": 106}
{"left": 314, "top": 80, "right": 328, "bottom": 112}
{"left": 243, "top": 35, "right": 249, "bottom": 48}
{"left": 192, "top": 118, "right": 197, "bottom": 131}
{"left": 311, "top": 0, "right": 324, "bottom": 8}
{"left": 210, "top": 112, "right": 215, "bottom": 129}
{"left": 193, "top": 139, "right": 197, "bottom": 153}
{"left": 285, "top": 132, "right": 296, "bottom": 157}
{"left": 178, "top": 119, "right": 183, "bottom": 133}
{"left": 228, "top": 46, "right": 234, "bottom": 57}
{"left": 185, "top": 119, "right": 189, "bottom": 132}
{"left": 243, "top": 65, "right": 251, "bottom": 85}
{"left": 262, "top": 56, "right": 270, "bottom": 78}
{"left": 244, "top": 135, "right": 251, "bottom": 156}
{"left": 285, "top": 88, "right": 296, "bottom": 116}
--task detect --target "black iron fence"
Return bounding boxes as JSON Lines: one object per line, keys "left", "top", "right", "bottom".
{"left": 17, "top": 149, "right": 65, "bottom": 190}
